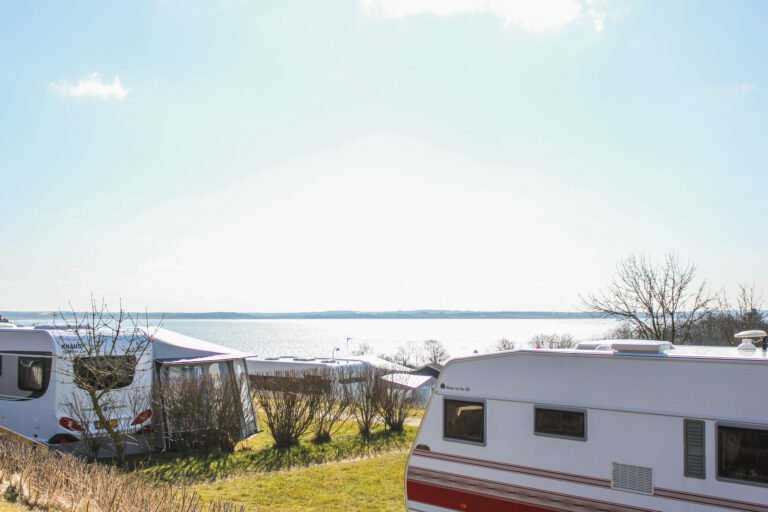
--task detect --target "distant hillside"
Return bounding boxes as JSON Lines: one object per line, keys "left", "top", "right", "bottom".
{"left": 3, "top": 310, "right": 599, "bottom": 320}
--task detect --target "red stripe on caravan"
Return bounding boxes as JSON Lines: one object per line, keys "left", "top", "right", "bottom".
{"left": 413, "top": 448, "right": 611, "bottom": 488}
{"left": 407, "top": 480, "right": 557, "bottom": 512}
{"left": 411, "top": 450, "right": 768, "bottom": 512}
{"left": 407, "top": 467, "right": 659, "bottom": 512}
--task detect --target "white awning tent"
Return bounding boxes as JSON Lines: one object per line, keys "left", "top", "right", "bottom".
{"left": 144, "top": 328, "right": 259, "bottom": 448}
{"left": 147, "top": 328, "right": 252, "bottom": 362}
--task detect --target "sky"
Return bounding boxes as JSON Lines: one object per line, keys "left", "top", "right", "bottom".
{"left": 1, "top": 0, "right": 767, "bottom": 312}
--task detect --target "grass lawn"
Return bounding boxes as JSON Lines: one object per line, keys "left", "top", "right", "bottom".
{"left": 193, "top": 451, "right": 409, "bottom": 512}
{"left": 137, "top": 420, "right": 417, "bottom": 484}
{"left": 131, "top": 409, "right": 420, "bottom": 511}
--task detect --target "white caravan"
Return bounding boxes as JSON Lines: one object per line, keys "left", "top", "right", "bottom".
{"left": 405, "top": 338, "right": 768, "bottom": 512}
{"left": 0, "top": 326, "right": 258, "bottom": 452}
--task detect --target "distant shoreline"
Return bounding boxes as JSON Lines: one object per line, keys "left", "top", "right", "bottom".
{"left": 2, "top": 310, "right": 599, "bottom": 320}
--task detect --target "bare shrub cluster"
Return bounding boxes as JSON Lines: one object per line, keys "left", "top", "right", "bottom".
{"left": 251, "top": 367, "right": 417, "bottom": 445}
{"left": 347, "top": 367, "right": 414, "bottom": 435}
{"left": 377, "top": 374, "right": 413, "bottom": 432}
{"left": 311, "top": 371, "right": 351, "bottom": 443}
{"left": 254, "top": 368, "right": 363, "bottom": 445}
{"left": 0, "top": 439, "right": 242, "bottom": 512}
{"left": 161, "top": 373, "right": 247, "bottom": 453}
{"left": 347, "top": 367, "right": 381, "bottom": 436}
{"left": 380, "top": 339, "right": 450, "bottom": 368}
{"left": 529, "top": 333, "right": 575, "bottom": 349}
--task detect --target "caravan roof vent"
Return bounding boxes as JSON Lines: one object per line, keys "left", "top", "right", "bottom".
{"left": 735, "top": 330, "right": 767, "bottom": 351}
{"left": 576, "top": 340, "right": 672, "bottom": 354}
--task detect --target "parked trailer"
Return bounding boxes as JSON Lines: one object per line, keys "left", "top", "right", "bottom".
{"left": 405, "top": 338, "right": 768, "bottom": 512}
{"left": 0, "top": 326, "right": 258, "bottom": 454}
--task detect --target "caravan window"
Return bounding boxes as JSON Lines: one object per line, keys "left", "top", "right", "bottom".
{"left": 444, "top": 398, "right": 485, "bottom": 444}
{"left": 74, "top": 356, "right": 137, "bottom": 390}
{"left": 717, "top": 424, "right": 768, "bottom": 486}
{"left": 18, "top": 357, "right": 52, "bottom": 396}
{"left": 534, "top": 406, "right": 586, "bottom": 440}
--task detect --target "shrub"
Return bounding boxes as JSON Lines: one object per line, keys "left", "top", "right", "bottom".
{"left": 347, "top": 367, "right": 381, "bottom": 436}
{"left": 377, "top": 374, "right": 413, "bottom": 433}
{"left": 252, "top": 371, "right": 322, "bottom": 448}
{"left": 161, "top": 373, "right": 246, "bottom": 453}
{"left": 309, "top": 369, "right": 351, "bottom": 443}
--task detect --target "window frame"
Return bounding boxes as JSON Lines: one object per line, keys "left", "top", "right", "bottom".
{"left": 17, "top": 355, "right": 52, "bottom": 397}
{"left": 715, "top": 421, "right": 768, "bottom": 488}
{"left": 533, "top": 405, "right": 588, "bottom": 442}
{"left": 442, "top": 397, "right": 487, "bottom": 446}
{"left": 73, "top": 355, "right": 138, "bottom": 391}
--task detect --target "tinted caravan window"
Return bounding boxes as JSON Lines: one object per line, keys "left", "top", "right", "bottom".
{"left": 18, "top": 357, "right": 52, "bottom": 397}
{"left": 74, "top": 356, "right": 137, "bottom": 390}
{"left": 444, "top": 399, "right": 484, "bottom": 444}
{"left": 718, "top": 424, "right": 768, "bottom": 486}
{"left": 535, "top": 406, "right": 586, "bottom": 440}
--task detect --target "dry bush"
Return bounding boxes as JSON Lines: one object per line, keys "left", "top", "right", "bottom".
{"left": 347, "top": 367, "right": 381, "bottom": 436}
{"left": 161, "top": 373, "right": 246, "bottom": 453}
{"left": 310, "top": 369, "right": 351, "bottom": 443}
{"left": 252, "top": 371, "right": 322, "bottom": 448}
{"left": 377, "top": 374, "right": 413, "bottom": 433}
{"left": 0, "top": 439, "right": 243, "bottom": 512}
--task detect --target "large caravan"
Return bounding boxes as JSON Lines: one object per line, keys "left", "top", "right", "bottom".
{"left": 405, "top": 338, "right": 768, "bottom": 511}
{"left": 0, "top": 326, "right": 258, "bottom": 453}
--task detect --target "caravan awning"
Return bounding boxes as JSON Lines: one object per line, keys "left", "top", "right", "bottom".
{"left": 158, "top": 353, "right": 255, "bottom": 366}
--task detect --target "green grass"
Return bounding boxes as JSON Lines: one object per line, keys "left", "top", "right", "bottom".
{"left": 0, "top": 496, "right": 34, "bottom": 512}
{"left": 193, "top": 451, "right": 409, "bottom": 512}
{"left": 131, "top": 409, "right": 419, "bottom": 511}
{"left": 137, "top": 422, "right": 417, "bottom": 484}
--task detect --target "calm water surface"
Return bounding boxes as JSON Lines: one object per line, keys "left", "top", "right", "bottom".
{"left": 9, "top": 315, "right": 618, "bottom": 360}
{"left": 158, "top": 318, "right": 617, "bottom": 359}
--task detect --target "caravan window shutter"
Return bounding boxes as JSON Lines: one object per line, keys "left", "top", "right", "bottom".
{"left": 684, "top": 419, "right": 705, "bottom": 479}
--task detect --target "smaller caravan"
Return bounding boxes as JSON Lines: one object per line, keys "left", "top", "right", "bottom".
{"left": 405, "top": 335, "right": 768, "bottom": 512}
{"left": 0, "top": 326, "right": 258, "bottom": 454}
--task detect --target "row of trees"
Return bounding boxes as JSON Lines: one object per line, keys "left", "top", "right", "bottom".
{"left": 252, "top": 367, "right": 415, "bottom": 448}
{"left": 359, "top": 339, "right": 450, "bottom": 368}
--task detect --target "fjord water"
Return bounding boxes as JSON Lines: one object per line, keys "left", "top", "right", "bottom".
{"left": 8, "top": 315, "right": 617, "bottom": 359}
{"left": 154, "top": 318, "right": 617, "bottom": 359}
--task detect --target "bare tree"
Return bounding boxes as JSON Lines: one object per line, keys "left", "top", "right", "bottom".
{"left": 529, "top": 333, "right": 574, "bottom": 349}
{"left": 581, "top": 254, "right": 718, "bottom": 344}
{"left": 381, "top": 341, "right": 421, "bottom": 368}
{"left": 352, "top": 342, "right": 372, "bottom": 356}
{"left": 56, "top": 297, "right": 156, "bottom": 462}
{"left": 691, "top": 284, "right": 767, "bottom": 346}
{"left": 422, "top": 339, "right": 449, "bottom": 365}
{"left": 493, "top": 338, "right": 515, "bottom": 351}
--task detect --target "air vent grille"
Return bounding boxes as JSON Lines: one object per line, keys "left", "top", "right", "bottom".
{"left": 684, "top": 419, "right": 706, "bottom": 479}
{"left": 612, "top": 463, "right": 654, "bottom": 495}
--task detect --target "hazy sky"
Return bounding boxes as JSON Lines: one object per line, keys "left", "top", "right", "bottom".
{"left": 1, "top": 1, "right": 767, "bottom": 312}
